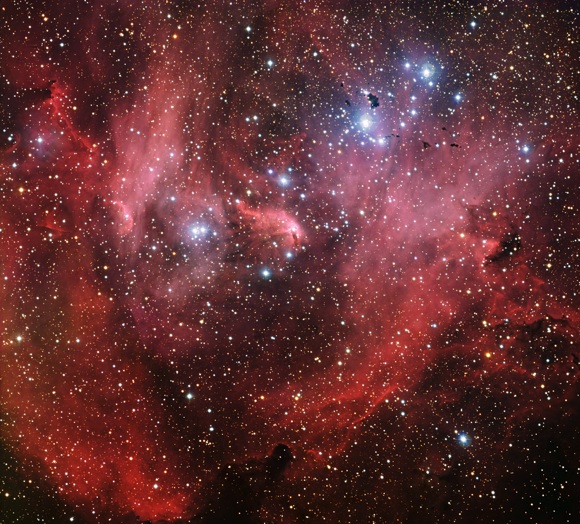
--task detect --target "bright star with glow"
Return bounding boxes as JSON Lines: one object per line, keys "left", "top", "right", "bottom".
{"left": 457, "top": 432, "right": 471, "bottom": 447}
{"left": 191, "top": 225, "right": 209, "bottom": 238}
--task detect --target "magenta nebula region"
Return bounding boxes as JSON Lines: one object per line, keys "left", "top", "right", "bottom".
{"left": 0, "top": 1, "right": 578, "bottom": 523}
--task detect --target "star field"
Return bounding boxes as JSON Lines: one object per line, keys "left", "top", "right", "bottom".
{"left": 0, "top": 1, "right": 578, "bottom": 523}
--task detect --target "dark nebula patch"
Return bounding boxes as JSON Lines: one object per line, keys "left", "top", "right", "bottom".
{"left": 367, "top": 92, "right": 380, "bottom": 108}
{"left": 486, "top": 231, "right": 522, "bottom": 264}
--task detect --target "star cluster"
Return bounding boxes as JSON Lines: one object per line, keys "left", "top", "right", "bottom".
{"left": 0, "top": 1, "right": 578, "bottom": 523}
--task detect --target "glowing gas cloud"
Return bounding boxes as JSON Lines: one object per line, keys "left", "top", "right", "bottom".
{"left": 1, "top": 1, "right": 578, "bottom": 522}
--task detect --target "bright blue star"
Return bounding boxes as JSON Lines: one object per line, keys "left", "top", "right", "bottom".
{"left": 457, "top": 432, "right": 471, "bottom": 447}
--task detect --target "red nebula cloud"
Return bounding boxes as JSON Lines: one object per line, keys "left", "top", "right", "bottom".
{"left": 1, "top": 1, "right": 578, "bottom": 523}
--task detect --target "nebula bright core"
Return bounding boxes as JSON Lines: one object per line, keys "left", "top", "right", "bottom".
{"left": 1, "top": 1, "right": 578, "bottom": 523}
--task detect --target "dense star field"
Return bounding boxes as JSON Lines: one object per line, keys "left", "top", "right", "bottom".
{"left": 1, "top": 1, "right": 578, "bottom": 522}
